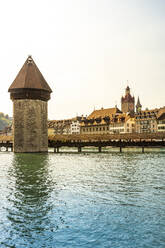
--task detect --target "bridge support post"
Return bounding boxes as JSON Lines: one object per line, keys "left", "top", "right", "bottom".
{"left": 54, "top": 147, "right": 59, "bottom": 153}
{"left": 6, "top": 146, "right": 8, "bottom": 152}
{"left": 120, "top": 147, "right": 122, "bottom": 153}
{"left": 11, "top": 146, "right": 13, "bottom": 152}
{"left": 78, "top": 146, "right": 82, "bottom": 153}
{"left": 142, "top": 147, "right": 144, "bottom": 153}
{"left": 98, "top": 146, "right": 102, "bottom": 153}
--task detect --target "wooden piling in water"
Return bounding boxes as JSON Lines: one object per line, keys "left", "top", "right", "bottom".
{"left": 98, "top": 147, "right": 102, "bottom": 153}
{"left": 78, "top": 146, "right": 82, "bottom": 153}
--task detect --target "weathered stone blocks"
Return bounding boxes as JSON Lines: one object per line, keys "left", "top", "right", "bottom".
{"left": 13, "top": 99, "right": 48, "bottom": 152}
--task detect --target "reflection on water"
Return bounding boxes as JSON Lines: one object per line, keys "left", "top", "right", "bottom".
{"left": 0, "top": 152, "right": 164, "bottom": 248}
{"left": 1, "top": 154, "right": 55, "bottom": 247}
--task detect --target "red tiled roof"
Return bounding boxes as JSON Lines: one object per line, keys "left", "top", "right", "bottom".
{"left": 88, "top": 107, "right": 122, "bottom": 119}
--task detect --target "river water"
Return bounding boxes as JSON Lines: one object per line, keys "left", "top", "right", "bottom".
{"left": 0, "top": 151, "right": 164, "bottom": 248}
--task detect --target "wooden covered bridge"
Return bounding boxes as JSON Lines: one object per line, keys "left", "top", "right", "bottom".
{"left": 0, "top": 133, "right": 165, "bottom": 152}
{"left": 48, "top": 133, "right": 165, "bottom": 153}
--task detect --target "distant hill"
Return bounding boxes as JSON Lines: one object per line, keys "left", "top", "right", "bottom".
{"left": 0, "top": 112, "right": 12, "bottom": 131}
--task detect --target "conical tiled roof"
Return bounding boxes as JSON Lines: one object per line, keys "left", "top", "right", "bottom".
{"left": 8, "top": 56, "right": 52, "bottom": 93}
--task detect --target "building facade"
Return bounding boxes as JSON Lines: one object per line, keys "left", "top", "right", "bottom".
{"left": 80, "top": 107, "right": 135, "bottom": 134}
{"left": 70, "top": 117, "right": 82, "bottom": 134}
{"left": 124, "top": 117, "right": 135, "bottom": 133}
{"left": 135, "top": 109, "right": 158, "bottom": 133}
{"left": 80, "top": 107, "right": 121, "bottom": 134}
{"left": 48, "top": 116, "right": 83, "bottom": 135}
{"left": 157, "top": 107, "right": 165, "bottom": 132}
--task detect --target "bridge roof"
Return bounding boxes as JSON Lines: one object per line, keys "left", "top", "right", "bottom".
{"left": 8, "top": 56, "right": 52, "bottom": 93}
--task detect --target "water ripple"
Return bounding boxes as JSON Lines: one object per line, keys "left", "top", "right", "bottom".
{"left": 0, "top": 152, "right": 164, "bottom": 247}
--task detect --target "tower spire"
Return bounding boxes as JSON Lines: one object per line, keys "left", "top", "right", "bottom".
{"left": 121, "top": 85, "right": 135, "bottom": 113}
{"left": 136, "top": 96, "right": 142, "bottom": 113}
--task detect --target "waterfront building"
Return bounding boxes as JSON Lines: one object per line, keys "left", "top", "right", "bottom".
{"left": 80, "top": 107, "right": 135, "bottom": 134}
{"left": 135, "top": 109, "right": 158, "bottom": 133}
{"left": 70, "top": 116, "right": 82, "bottom": 134}
{"left": 124, "top": 116, "right": 135, "bottom": 133}
{"left": 109, "top": 114, "right": 125, "bottom": 134}
{"left": 121, "top": 86, "right": 135, "bottom": 113}
{"left": 109, "top": 114, "right": 135, "bottom": 134}
{"left": 49, "top": 84, "right": 164, "bottom": 135}
{"left": 8, "top": 56, "right": 52, "bottom": 152}
{"left": 157, "top": 107, "right": 165, "bottom": 132}
{"left": 80, "top": 107, "right": 121, "bottom": 134}
{"left": 48, "top": 116, "right": 83, "bottom": 135}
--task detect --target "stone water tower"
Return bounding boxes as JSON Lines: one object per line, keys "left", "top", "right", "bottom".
{"left": 8, "top": 56, "right": 52, "bottom": 152}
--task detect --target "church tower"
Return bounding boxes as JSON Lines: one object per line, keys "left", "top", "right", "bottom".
{"left": 8, "top": 56, "right": 52, "bottom": 153}
{"left": 121, "top": 86, "right": 135, "bottom": 113}
{"left": 136, "top": 96, "right": 142, "bottom": 113}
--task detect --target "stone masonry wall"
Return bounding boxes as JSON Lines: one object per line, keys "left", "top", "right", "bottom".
{"left": 13, "top": 99, "right": 48, "bottom": 152}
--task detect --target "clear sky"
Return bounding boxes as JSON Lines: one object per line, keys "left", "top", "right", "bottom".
{"left": 0, "top": 0, "right": 165, "bottom": 119}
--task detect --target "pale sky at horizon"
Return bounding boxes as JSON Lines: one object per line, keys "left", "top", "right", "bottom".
{"left": 0, "top": 0, "right": 165, "bottom": 119}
